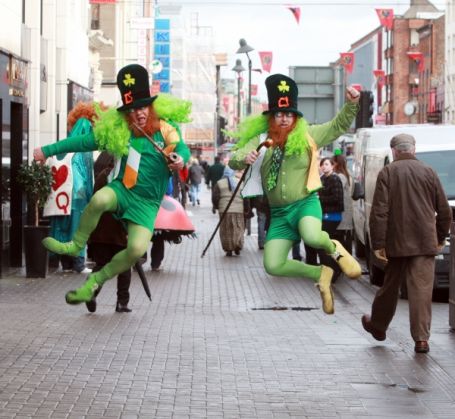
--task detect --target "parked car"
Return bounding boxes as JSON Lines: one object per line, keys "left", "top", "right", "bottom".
{"left": 351, "top": 124, "right": 455, "bottom": 290}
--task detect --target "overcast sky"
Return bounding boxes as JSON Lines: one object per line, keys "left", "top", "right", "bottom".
{"left": 157, "top": 0, "right": 446, "bottom": 98}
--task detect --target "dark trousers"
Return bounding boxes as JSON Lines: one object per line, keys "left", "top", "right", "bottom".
{"left": 370, "top": 255, "right": 434, "bottom": 342}
{"left": 90, "top": 243, "right": 131, "bottom": 305}
{"left": 305, "top": 220, "right": 341, "bottom": 275}
{"left": 150, "top": 235, "right": 165, "bottom": 269}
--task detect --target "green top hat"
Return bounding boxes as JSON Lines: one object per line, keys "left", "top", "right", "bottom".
{"left": 262, "top": 73, "right": 302, "bottom": 117}
{"left": 116, "top": 64, "right": 157, "bottom": 112}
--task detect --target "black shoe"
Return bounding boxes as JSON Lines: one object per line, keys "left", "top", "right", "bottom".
{"left": 115, "top": 302, "right": 132, "bottom": 313}
{"left": 226, "top": 251, "right": 233, "bottom": 257}
{"left": 197, "top": 199, "right": 200, "bottom": 205}
{"left": 85, "top": 285, "right": 101, "bottom": 313}
{"left": 234, "top": 248, "right": 241, "bottom": 255}
{"left": 85, "top": 298, "right": 97, "bottom": 313}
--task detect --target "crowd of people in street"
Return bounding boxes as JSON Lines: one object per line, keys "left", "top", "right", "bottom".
{"left": 31, "top": 65, "right": 451, "bottom": 355}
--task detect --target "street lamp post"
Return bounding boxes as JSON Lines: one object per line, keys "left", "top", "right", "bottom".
{"left": 214, "top": 53, "right": 228, "bottom": 157}
{"left": 232, "top": 59, "right": 245, "bottom": 126}
{"left": 237, "top": 38, "right": 254, "bottom": 115}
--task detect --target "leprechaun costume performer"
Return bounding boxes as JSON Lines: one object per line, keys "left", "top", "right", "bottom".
{"left": 33, "top": 64, "right": 191, "bottom": 305}
{"left": 229, "top": 74, "right": 362, "bottom": 314}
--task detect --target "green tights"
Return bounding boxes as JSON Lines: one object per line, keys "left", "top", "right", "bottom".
{"left": 46, "top": 187, "right": 153, "bottom": 303}
{"left": 263, "top": 216, "right": 335, "bottom": 282}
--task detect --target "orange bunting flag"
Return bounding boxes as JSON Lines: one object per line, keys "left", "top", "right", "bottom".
{"left": 340, "top": 52, "right": 354, "bottom": 74}
{"left": 373, "top": 70, "right": 385, "bottom": 87}
{"left": 375, "top": 9, "right": 394, "bottom": 31}
{"left": 258, "top": 51, "right": 273, "bottom": 73}
{"left": 287, "top": 6, "right": 301, "bottom": 24}
{"left": 407, "top": 51, "right": 425, "bottom": 72}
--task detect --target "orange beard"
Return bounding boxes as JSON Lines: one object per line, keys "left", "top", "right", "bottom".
{"left": 268, "top": 117, "right": 297, "bottom": 149}
{"left": 126, "top": 105, "right": 161, "bottom": 137}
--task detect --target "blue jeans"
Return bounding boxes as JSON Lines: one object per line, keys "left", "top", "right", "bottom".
{"left": 257, "top": 210, "right": 267, "bottom": 248}
{"left": 189, "top": 184, "right": 201, "bottom": 205}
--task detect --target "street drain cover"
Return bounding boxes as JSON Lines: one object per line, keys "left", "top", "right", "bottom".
{"left": 251, "top": 306, "right": 318, "bottom": 311}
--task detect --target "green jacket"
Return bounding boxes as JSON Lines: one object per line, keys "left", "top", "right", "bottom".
{"left": 43, "top": 129, "right": 191, "bottom": 203}
{"left": 229, "top": 102, "right": 358, "bottom": 207}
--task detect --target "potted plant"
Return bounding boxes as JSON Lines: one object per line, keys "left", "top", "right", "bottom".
{"left": 17, "top": 160, "right": 53, "bottom": 278}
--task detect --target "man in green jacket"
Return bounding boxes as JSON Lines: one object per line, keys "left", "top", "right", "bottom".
{"left": 205, "top": 154, "right": 226, "bottom": 189}
{"left": 33, "top": 64, "right": 191, "bottom": 305}
{"left": 229, "top": 74, "right": 361, "bottom": 314}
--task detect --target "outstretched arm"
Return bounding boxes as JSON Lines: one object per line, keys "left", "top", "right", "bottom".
{"left": 34, "top": 132, "right": 98, "bottom": 163}
{"left": 309, "top": 85, "right": 360, "bottom": 147}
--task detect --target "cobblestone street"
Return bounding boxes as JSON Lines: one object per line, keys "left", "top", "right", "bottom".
{"left": 1, "top": 188, "right": 455, "bottom": 418}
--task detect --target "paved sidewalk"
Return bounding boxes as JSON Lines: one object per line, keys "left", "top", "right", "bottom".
{"left": 1, "top": 186, "right": 455, "bottom": 418}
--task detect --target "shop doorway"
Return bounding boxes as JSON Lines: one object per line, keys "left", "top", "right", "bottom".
{"left": 8, "top": 101, "right": 26, "bottom": 270}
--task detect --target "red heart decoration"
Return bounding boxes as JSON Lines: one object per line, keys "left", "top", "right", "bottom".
{"left": 51, "top": 165, "right": 69, "bottom": 191}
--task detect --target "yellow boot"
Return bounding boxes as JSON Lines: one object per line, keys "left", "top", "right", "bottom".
{"left": 317, "top": 266, "right": 334, "bottom": 315}
{"left": 330, "top": 240, "right": 362, "bottom": 279}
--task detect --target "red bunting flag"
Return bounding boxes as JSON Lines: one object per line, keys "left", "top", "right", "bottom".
{"left": 375, "top": 9, "right": 394, "bottom": 30}
{"left": 407, "top": 51, "right": 425, "bottom": 72}
{"left": 251, "top": 84, "right": 258, "bottom": 96}
{"left": 373, "top": 69, "right": 385, "bottom": 87}
{"left": 351, "top": 84, "right": 362, "bottom": 92}
{"left": 258, "top": 51, "right": 273, "bottom": 73}
{"left": 287, "top": 6, "right": 301, "bottom": 24}
{"left": 340, "top": 52, "right": 354, "bottom": 74}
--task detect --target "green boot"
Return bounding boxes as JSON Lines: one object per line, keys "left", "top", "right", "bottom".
{"left": 42, "top": 231, "right": 87, "bottom": 257}
{"left": 65, "top": 275, "right": 101, "bottom": 305}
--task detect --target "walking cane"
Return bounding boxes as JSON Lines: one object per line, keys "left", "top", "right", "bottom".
{"left": 201, "top": 140, "right": 273, "bottom": 258}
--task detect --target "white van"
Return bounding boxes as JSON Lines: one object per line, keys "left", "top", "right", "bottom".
{"left": 351, "top": 124, "right": 455, "bottom": 289}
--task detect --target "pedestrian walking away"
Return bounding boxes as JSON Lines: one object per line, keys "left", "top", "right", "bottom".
{"left": 33, "top": 63, "right": 191, "bottom": 306}
{"left": 205, "top": 154, "right": 226, "bottom": 190}
{"left": 229, "top": 73, "right": 362, "bottom": 315}
{"left": 188, "top": 158, "right": 205, "bottom": 206}
{"left": 212, "top": 167, "right": 245, "bottom": 256}
{"left": 361, "top": 133, "right": 452, "bottom": 353}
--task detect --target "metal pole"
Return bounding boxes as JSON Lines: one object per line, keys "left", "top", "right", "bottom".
{"left": 237, "top": 74, "right": 241, "bottom": 125}
{"left": 247, "top": 52, "right": 252, "bottom": 115}
{"left": 215, "top": 64, "right": 221, "bottom": 153}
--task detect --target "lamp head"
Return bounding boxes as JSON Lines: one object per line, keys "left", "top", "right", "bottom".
{"left": 232, "top": 59, "right": 246, "bottom": 73}
{"left": 237, "top": 38, "right": 254, "bottom": 54}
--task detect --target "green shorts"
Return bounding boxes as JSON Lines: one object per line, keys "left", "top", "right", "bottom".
{"left": 266, "top": 194, "right": 322, "bottom": 243}
{"left": 107, "top": 180, "right": 161, "bottom": 233}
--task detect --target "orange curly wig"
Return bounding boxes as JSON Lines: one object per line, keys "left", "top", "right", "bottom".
{"left": 67, "top": 101, "right": 108, "bottom": 131}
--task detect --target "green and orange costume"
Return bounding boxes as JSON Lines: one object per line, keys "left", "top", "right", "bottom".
{"left": 229, "top": 74, "right": 361, "bottom": 314}
{"left": 40, "top": 65, "right": 191, "bottom": 304}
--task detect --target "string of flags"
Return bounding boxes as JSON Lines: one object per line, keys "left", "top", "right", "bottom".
{"left": 340, "top": 52, "right": 354, "bottom": 74}
{"left": 287, "top": 6, "right": 301, "bottom": 24}
{"left": 375, "top": 8, "right": 394, "bottom": 30}
{"left": 407, "top": 51, "right": 425, "bottom": 72}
